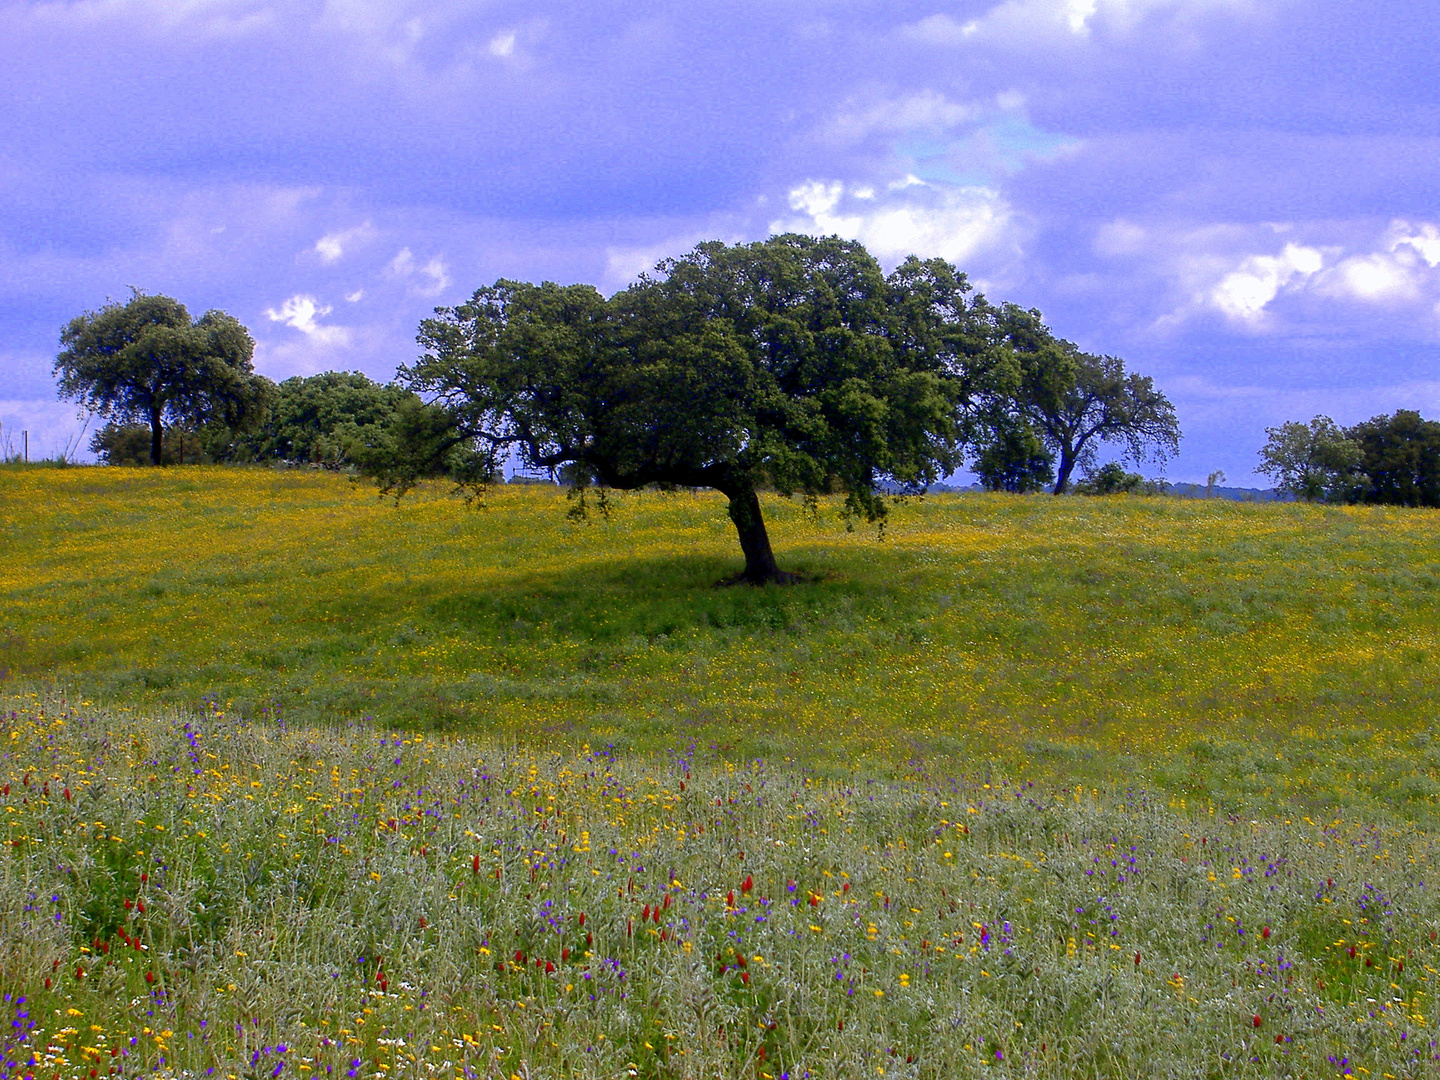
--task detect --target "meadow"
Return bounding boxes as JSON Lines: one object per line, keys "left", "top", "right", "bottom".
{"left": 2, "top": 700, "right": 1438, "bottom": 1079}
{"left": 3, "top": 466, "right": 1440, "bottom": 1077}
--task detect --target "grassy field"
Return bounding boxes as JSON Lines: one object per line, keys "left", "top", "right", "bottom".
{"left": 3, "top": 466, "right": 1440, "bottom": 807}
{"left": 2, "top": 700, "right": 1438, "bottom": 1079}
{"left": 3, "top": 466, "right": 1440, "bottom": 1077}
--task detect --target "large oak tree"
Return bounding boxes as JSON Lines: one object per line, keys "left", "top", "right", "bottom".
{"left": 373, "top": 235, "right": 1016, "bottom": 583}
{"left": 55, "top": 292, "right": 269, "bottom": 466}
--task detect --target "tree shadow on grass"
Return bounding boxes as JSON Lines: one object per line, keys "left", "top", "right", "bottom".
{"left": 418, "top": 551, "right": 877, "bottom": 646}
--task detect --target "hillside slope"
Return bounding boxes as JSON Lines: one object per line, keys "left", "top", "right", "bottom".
{"left": 3, "top": 467, "right": 1439, "bottom": 796}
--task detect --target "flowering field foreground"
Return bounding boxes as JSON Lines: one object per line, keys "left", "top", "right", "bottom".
{"left": 3, "top": 702, "right": 1439, "bottom": 1079}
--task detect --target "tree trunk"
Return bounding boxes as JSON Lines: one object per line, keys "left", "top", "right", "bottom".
{"left": 1052, "top": 446, "right": 1077, "bottom": 494}
{"left": 150, "top": 407, "right": 164, "bottom": 467}
{"left": 724, "top": 486, "right": 791, "bottom": 584}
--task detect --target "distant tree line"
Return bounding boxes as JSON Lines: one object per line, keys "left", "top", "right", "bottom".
{"left": 1257, "top": 411, "right": 1440, "bottom": 506}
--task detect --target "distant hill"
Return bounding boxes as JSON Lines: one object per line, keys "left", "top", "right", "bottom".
{"left": 1164, "top": 481, "right": 1290, "bottom": 502}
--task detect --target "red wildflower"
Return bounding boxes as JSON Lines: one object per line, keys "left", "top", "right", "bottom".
{"left": 1134, "top": 952, "right": 1141, "bottom": 966}
{"left": 742, "top": 875, "right": 753, "bottom": 894}
{"left": 561, "top": 947, "right": 570, "bottom": 962}
{"left": 1252, "top": 1015, "right": 1262, "bottom": 1028}
{"left": 727, "top": 891, "right": 735, "bottom": 907}
{"left": 1261, "top": 926, "right": 1271, "bottom": 940}
{"left": 472, "top": 855, "right": 480, "bottom": 874}
{"left": 578, "top": 912, "right": 586, "bottom": 927}
{"left": 514, "top": 950, "right": 524, "bottom": 964}
{"left": 740, "top": 970, "right": 750, "bottom": 985}
{"left": 545, "top": 961, "right": 556, "bottom": 974}
{"left": 642, "top": 904, "right": 651, "bottom": 921}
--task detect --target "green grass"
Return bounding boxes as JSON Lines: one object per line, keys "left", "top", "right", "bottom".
{"left": 3, "top": 466, "right": 1440, "bottom": 812}
{"left": 5, "top": 467, "right": 1440, "bottom": 1076}
{"left": 2, "top": 701, "right": 1438, "bottom": 1079}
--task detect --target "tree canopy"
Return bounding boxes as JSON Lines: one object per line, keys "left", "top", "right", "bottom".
{"left": 969, "top": 305, "right": 1179, "bottom": 494}
{"left": 1348, "top": 409, "right": 1440, "bottom": 507}
{"left": 235, "top": 371, "right": 420, "bottom": 467}
{"left": 373, "top": 234, "right": 1017, "bottom": 582}
{"left": 1256, "top": 416, "right": 1365, "bottom": 503}
{"left": 55, "top": 291, "right": 269, "bottom": 466}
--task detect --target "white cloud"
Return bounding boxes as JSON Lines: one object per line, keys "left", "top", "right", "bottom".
{"left": 1390, "top": 221, "right": 1440, "bottom": 268}
{"left": 387, "top": 247, "right": 451, "bottom": 296}
{"left": 903, "top": 0, "right": 1249, "bottom": 43}
{"left": 345, "top": 289, "right": 365, "bottom": 303}
{"left": 388, "top": 247, "right": 416, "bottom": 276}
{"left": 313, "top": 222, "right": 374, "bottom": 264}
{"left": 488, "top": 30, "right": 516, "bottom": 57}
{"left": 824, "top": 91, "right": 976, "bottom": 145}
{"left": 1209, "top": 243, "right": 1323, "bottom": 322}
{"left": 264, "top": 294, "right": 351, "bottom": 345}
{"left": 771, "top": 177, "right": 1018, "bottom": 267}
{"left": 1326, "top": 253, "right": 1416, "bottom": 303}
{"left": 1309, "top": 220, "right": 1440, "bottom": 306}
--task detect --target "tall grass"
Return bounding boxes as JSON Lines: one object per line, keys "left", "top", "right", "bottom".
{"left": 2, "top": 697, "right": 1438, "bottom": 1079}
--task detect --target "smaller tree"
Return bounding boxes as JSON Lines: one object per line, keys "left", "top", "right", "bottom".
{"left": 235, "top": 371, "right": 419, "bottom": 467}
{"left": 1347, "top": 409, "right": 1440, "bottom": 507}
{"left": 1256, "top": 416, "right": 1364, "bottom": 502}
{"left": 1000, "top": 307, "right": 1179, "bottom": 495}
{"left": 55, "top": 291, "right": 268, "bottom": 465}
{"left": 1073, "top": 461, "right": 1146, "bottom": 495}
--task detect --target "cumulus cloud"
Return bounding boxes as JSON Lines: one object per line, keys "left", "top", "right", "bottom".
{"left": 313, "top": 222, "right": 375, "bottom": 264}
{"left": 1209, "top": 243, "right": 1324, "bottom": 322}
{"left": 1312, "top": 221, "right": 1440, "bottom": 306}
{"left": 770, "top": 177, "right": 1018, "bottom": 267}
{"left": 1393, "top": 222, "right": 1440, "bottom": 267}
{"left": 264, "top": 294, "right": 351, "bottom": 346}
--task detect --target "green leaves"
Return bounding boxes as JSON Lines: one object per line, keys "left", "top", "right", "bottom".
{"left": 54, "top": 291, "right": 266, "bottom": 466}
{"left": 380, "top": 234, "right": 1064, "bottom": 578}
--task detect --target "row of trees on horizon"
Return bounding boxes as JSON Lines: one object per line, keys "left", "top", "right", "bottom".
{"left": 57, "top": 236, "right": 1180, "bottom": 500}
{"left": 1258, "top": 412, "right": 1440, "bottom": 508}
{"left": 42, "top": 235, "right": 1440, "bottom": 575}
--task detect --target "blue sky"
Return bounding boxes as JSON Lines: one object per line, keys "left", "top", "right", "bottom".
{"left": 2, "top": 0, "right": 1437, "bottom": 482}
